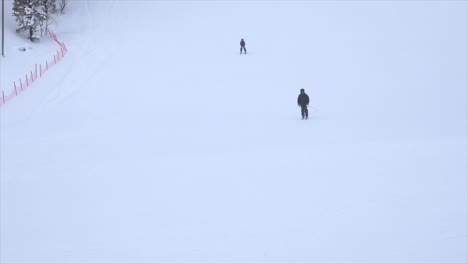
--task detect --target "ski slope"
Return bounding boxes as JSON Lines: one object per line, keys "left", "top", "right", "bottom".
{"left": 1, "top": 1, "right": 467, "bottom": 263}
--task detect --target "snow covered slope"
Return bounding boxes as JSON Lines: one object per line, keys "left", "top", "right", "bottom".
{"left": 1, "top": 1, "right": 467, "bottom": 262}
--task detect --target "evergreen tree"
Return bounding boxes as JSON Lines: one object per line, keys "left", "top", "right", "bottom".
{"left": 58, "top": 0, "right": 67, "bottom": 14}
{"left": 47, "top": 0, "right": 57, "bottom": 14}
{"left": 13, "top": 0, "right": 48, "bottom": 42}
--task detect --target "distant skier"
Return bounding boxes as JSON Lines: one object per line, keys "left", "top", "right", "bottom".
{"left": 240, "top": 38, "right": 247, "bottom": 54}
{"left": 297, "top": 88, "right": 309, "bottom": 120}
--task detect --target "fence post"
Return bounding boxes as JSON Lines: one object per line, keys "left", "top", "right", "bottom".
{"left": 14, "top": 81, "right": 17, "bottom": 93}
{"left": 15, "top": 81, "right": 18, "bottom": 95}
{"left": 40, "top": 64, "right": 42, "bottom": 77}
{"left": 57, "top": 50, "right": 60, "bottom": 60}
{"left": 54, "top": 54, "right": 56, "bottom": 64}
{"left": 31, "top": 71, "right": 34, "bottom": 82}
{"left": 2, "top": 90, "right": 4, "bottom": 104}
{"left": 46, "top": 60, "right": 48, "bottom": 70}
{"left": 35, "top": 64, "right": 38, "bottom": 80}
{"left": 25, "top": 74, "right": 28, "bottom": 88}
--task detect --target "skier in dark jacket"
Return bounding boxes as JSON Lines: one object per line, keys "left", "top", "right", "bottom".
{"left": 297, "top": 88, "right": 310, "bottom": 120}
{"left": 240, "top": 39, "right": 247, "bottom": 54}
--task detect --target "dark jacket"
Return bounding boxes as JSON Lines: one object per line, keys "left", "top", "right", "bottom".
{"left": 240, "top": 39, "right": 245, "bottom": 47}
{"left": 297, "top": 93, "right": 309, "bottom": 106}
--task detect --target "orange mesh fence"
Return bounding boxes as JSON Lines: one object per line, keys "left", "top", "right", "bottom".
{"left": 1, "top": 30, "right": 68, "bottom": 106}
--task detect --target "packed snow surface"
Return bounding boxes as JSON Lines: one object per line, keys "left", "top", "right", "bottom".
{"left": 1, "top": 1, "right": 467, "bottom": 263}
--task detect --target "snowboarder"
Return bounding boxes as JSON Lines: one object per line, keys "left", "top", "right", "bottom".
{"left": 297, "top": 88, "right": 309, "bottom": 120}
{"left": 240, "top": 39, "right": 247, "bottom": 54}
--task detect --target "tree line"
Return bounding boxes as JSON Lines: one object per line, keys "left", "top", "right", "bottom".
{"left": 13, "top": 0, "right": 68, "bottom": 42}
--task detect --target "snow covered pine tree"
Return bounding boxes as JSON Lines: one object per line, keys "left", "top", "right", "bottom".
{"left": 13, "top": 0, "right": 48, "bottom": 42}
